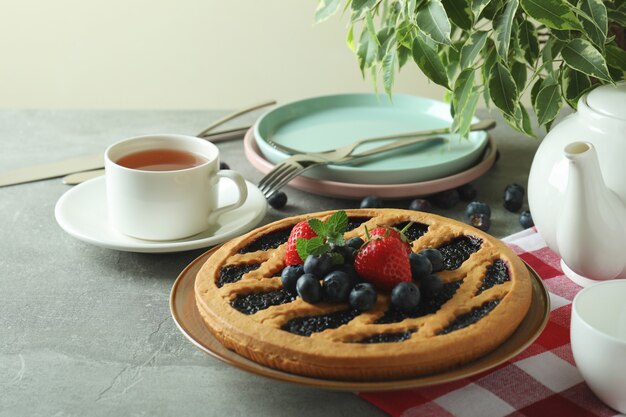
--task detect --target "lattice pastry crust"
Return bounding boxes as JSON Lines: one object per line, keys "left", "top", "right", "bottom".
{"left": 195, "top": 209, "right": 532, "bottom": 381}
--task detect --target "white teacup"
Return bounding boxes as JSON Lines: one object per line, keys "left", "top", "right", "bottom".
{"left": 105, "top": 134, "right": 248, "bottom": 241}
{"left": 571, "top": 280, "right": 626, "bottom": 413}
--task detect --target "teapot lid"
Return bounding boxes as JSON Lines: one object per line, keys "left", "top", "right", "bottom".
{"left": 585, "top": 82, "right": 626, "bottom": 120}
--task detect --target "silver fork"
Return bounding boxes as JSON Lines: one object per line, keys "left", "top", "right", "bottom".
{"left": 258, "top": 119, "right": 496, "bottom": 199}
{"left": 258, "top": 134, "right": 443, "bottom": 199}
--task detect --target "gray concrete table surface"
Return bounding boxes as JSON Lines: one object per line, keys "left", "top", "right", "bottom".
{"left": 0, "top": 109, "right": 544, "bottom": 417}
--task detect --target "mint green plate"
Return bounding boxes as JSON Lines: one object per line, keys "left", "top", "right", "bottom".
{"left": 254, "top": 94, "right": 489, "bottom": 185}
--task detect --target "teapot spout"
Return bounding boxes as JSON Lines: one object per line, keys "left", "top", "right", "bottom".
{"left": 556, "top": 142, "right": 626, "bottom": 281}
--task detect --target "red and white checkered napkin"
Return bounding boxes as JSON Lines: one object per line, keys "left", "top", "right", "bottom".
{"left": 359, "top": 228, "right": 623, "bottom": 417}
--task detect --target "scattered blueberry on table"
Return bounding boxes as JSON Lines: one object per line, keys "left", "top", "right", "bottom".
{"left": 267, "top": 191, "right": 288, "bottom": 209}
{"left": 465, "top": 201, "right": 491, "bottom": 219}
{"left": 408, "top": 198, "right": 433, "bottom": 213}
{"left": 431, "top": 189, "right": 460, "bottom": 209}
{"left": 360, "top": 195, "right": 384, "bottom": 208}
{"left": 503, "top": 183, "right": 525, "bottom": 212}
{"left": 456, "top": 184, "right": 477, "bottom": 201}
{"left": 519, "top": 210, "right": 534, "bottom": 229}
{"left": 469, "top": 213, "right": 491, "bottom": 232}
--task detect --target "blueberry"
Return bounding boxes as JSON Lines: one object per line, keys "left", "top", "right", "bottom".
{"left": 219, "top": 161, "right": 230, "bottom": 170}
{"left": 303, "top": 254, "right": 333, "bottom": 277}
{"left": 420, "top": 274, "right": 443, "bottom": 298}
{"left": 280, "top": 265, "right": 304, "bottom": 293}
{"left": 469, "top": 213, "right": 491, "bottom": 232}
{"left": 323, "top": 271, "right": 353, "bottom": 303}
{"left": 390, "top": 282, "right": 421, "bottom": 312}
{"left": 267, "top": 191, "right": 287, "bottom": 209}
{"left": 349, "top": 283, "right": 377, "bottom": 311}
{"left": 519, "top": 210, "right": 534, "bottom": 229}
{"left": 431, "top": 189, "right": 460, "bottom": 209}
{"left": 409, "top": 252, "right": 432, "bottom": 280}
{"left": 346, "top": 237, "right": 364, "bottom": 250}
{"left": 296, "top": 274, "right": 323, "bottom": 303}
{"left": 329, "top": 243, "right": 355, "bottom": 264}
{"left": 465, "top": 201, "right": 491, "bottom": 219}
{"left": 333, "top": 264, "right": 360, "bottom": 286}
{"left": 419, "top": 248, "right": 444, "bottom": 272}
{"left": 408, "top": 198, "right": 433, "bottom": 213}
{"left": 457, "top": 184, "right": 477, "bottom": 201}
{"left": 504, "top": 183, "right": 525, "bottom": 212}
{"left": 360, "top": 195, "right": 383, "bottom": 209}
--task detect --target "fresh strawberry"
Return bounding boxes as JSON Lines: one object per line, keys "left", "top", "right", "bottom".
{"left": 284, "top": 220, "right": 318, "bottom": 265}
{"left": 369, "top": 227, "right": 412, "bottom": 254}
{"left": 354, "top": 235, "right": 412, "bottom": 291}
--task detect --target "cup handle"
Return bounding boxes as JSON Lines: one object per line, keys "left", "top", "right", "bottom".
{"left": 208, "top": 170, "right": 248, "bottom": 224}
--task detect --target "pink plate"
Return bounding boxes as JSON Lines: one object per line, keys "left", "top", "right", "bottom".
{"left": 243, "top": 128, "right": 497, "bottom": 200}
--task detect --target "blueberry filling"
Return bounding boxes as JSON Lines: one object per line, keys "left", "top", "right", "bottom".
{"left": 437, "top": 235, "right": 483, "bottom": 270}
{"left": 439, "top": 299, "right": 501, "bottom": 335}
{"left": 281, "top": 309, "right": 361, "bottom": 336}
{"left": 231, "top": 288, "right": 297, "bottom": 315}
{"left": 217, "top": 263, "right": 262, "bottom": 287}
{"left": 375, "top": 281, "right": 462, "bottom": 324}
{"left": 392, "top": 221, "right": 429, "bottom": 242}
{"left": 355, "top": 330, "right": 415, "bottom": 344}
{"left": 237, "top": 227, "right": 293, "bottom": 254}
{"left": 477, "top": 259, "right": 510, "bottom": 295}
{"left": 346, "top": 217, "right": 371, "bottom": 232}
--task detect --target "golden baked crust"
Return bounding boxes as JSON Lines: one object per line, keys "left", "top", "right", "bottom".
{"left": 194, "top": 209, "right": 532, "bottom": 381}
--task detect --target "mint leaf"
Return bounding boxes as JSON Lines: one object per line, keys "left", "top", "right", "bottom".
{"left": 296, "top": 237, "right": 328, "bottom": 261}
{"left": 307, "top": 218, "right": 327, "bottom": 237}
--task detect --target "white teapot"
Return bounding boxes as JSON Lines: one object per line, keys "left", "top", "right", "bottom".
{"left": 528, "top": 82, "right": 626, "bottom": 286}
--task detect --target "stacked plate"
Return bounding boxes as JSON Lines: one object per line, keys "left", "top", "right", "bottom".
{"left": 244, "top": 94, "right": 496, "bottom": 199}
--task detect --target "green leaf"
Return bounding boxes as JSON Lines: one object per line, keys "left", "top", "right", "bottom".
{"left": 382, "top": 46, "right": 397, "bottom": 97}
{"left": 412, "top": 34, "right": 450, "bottom": 88}
{"left": 398, "top": 45, "right": 411, "bottom": 68}
{"left": 366, "top": 11, "right": 381, "bottom": 47}
{"left": 530, "top": 77, "right": 544, "bottom": 111}
{"left": 347, "top": 24, "right": 356, "bottom": 52}
{"left": 352, "top": 0, "right": 376, "bottom": 12}
{"left": 296, "top": 237, "right": 328, "bottom": 261}
{"left": 503, "top": 104, "right": 535, "bottom": 137}
{"left": 534, "top": 83, "right": 562, "bottom": 125}
{"left": 562, "top": 67, "right": 592, "bottom": 108}
{"left": 579, "top": 0, "right": 608, "bottom": 50}
{"left": 494, "top": 0, "right": 519, "bottom": 58}
{"left": 315, "top": 0, "right": 342, "bottom": 23}
{"left": 481, "top": 45, "right": 497, "bottom": 108}
{"left": 605, "top": 44, "right": 626, "bottom": 76}
{"left": 511, "top": 60, "right": 528, "bottom": 91}
{"left": 561, "top": 38, "right": 612, "bottom": 82}
{"left": 607, "top": 10, "right": 626, "bottom": 26}
{"left": 325, "top": 210, "right": 349, "bottom": 242}
{"left": 441, "top": 0, "right": 473, "bottom": 30}
{"left": 470, "top": 0, "right": 492, "bottom": 20}
{"left": 452, "top": 68, "right": 480, "bottom": 136}
{"left": 518, "top": 19, "right": 539, "bottom": 66}
{"left": 416, "top": 0, "right": 453, "bottom": 46}
{"left": 460, "top": 30, "right": 489, "bottom": 69}
{"left": 489, "top": 61, "right": 518, "bottom": 116}
{"left": 519, "top": 0, "right": 582, "bottom": 30}
{"left": 307, "top": 218, "right": 327, "bottom": 237}
{"left": 357, "top": 29, "right": 379, "bottom": 74}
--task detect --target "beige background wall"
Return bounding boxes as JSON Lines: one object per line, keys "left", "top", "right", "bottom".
{"left": 0, "top": 0, "right": 446, "bottom": 109}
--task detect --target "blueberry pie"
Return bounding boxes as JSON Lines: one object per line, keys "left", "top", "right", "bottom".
{"left": 194, "top": 209, "right": 532, "bottom": 381}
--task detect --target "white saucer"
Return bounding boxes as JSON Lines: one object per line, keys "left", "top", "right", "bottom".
{"left": 54, "top": 176, "right": 267, "bottom": 253}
